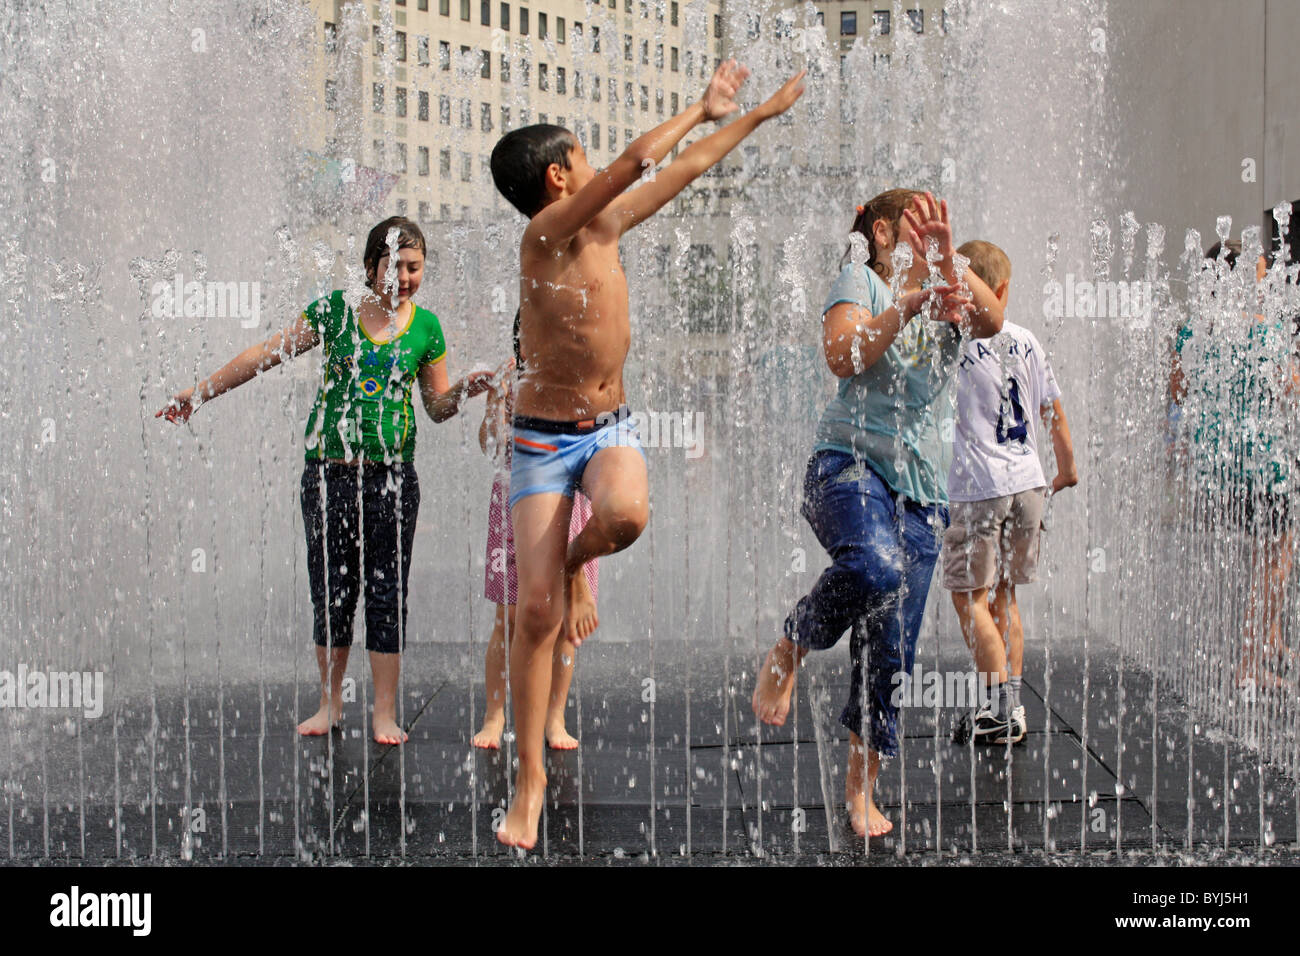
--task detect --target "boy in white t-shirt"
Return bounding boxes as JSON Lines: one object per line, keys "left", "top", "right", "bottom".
{"left": 944, "top": 240, "right": 1078, "bottom": 744}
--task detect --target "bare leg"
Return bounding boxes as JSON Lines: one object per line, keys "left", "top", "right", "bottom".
{"left": 498, "top": 493, "right": 571, "bottom": 850}
{"left": 752, "top": 636, "right": 808, "bottom": 725}
{"left": 951, "top": 587, "right": 1007, "bottom": 689}
{"left": 846, "top": 733, "right": 892, "bottom": 837}
{"left": 473, "top": 604, "right": 515, "bottom": 749}
{"left": 298, "top": 645, "right": 349, "bottom": 735}
{"left": 546, "top": 632, "right": 580, "bottom": 750}
{"left": 370, "top": 650, "right": 407, "bottom": 745}
{"left": 990, "top": 581, "right": 1024, "bottom": 680}
{"left": 562, "top": 447, "right": 649, "bottom": 646}
{"left": 1239, "top": 529, "right": 1296, "bottom": 689}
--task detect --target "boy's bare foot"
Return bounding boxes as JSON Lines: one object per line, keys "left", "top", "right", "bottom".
{"left": 497, "top": 769, "right": 547, "bottom": 849}
{"left": 563, "top": 567, "right": 599, "bottom": 646}
{"left": 372, "top": 715, "right": 409, "bottom": 746}
{"left": 847, "top": 791, "right": 894, "bottom": 838}
{"left": 752, "top": 638, "right": 800, "bottom": 725}
{"left": 472, "top": 715, "right": 505, "bottom": 750}
{"left": 296, "top": 702, "right": 342, "bottom": 736}
{"left": 545, "top": 720, "right": 579, "bottom": 750}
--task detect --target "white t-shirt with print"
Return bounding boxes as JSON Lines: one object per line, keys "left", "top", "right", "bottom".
{"left": 947, "top": 321, "right": 1062, "bottom": 503}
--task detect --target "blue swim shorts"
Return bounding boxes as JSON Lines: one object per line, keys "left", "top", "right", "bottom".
{"left": 509, "top": 404, "right": 646, "bottom": 509}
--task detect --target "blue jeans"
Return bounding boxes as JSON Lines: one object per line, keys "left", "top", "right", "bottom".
{"left": 784, "top": 450, "right": 947, "bottom": 756}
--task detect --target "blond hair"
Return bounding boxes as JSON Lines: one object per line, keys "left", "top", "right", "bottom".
{"left": 957, "top": 239, "right": 1011, "bottom": 291}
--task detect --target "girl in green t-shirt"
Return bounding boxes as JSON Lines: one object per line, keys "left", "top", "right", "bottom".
{"left": 158, "top": 216, "right": 494, "bottom": 745}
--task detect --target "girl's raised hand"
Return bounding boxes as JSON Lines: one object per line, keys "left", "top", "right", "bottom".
{"left": 902, "top": 192, "right": 955, "bottom": 270}
{"left": 756, "top": 69, "right": 808, "bottom": 120}
{"left": 899, "top": 282, "right": 972, "bottom": 326}
{"left": 701, "top": 59, "right": 751, "bottom": 121}
{"left": 157, "top": 388, "right": 196, "bottom": 424}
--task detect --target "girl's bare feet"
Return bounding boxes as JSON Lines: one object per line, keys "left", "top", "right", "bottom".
{"left": 563, "top": 567, "right": 599, "bottom": 646}
{"left": 472, "top": 714, "right": 505, "bottom": 750}
{"left": 752, "top": 638, "right": 802, "bottom": 725}
{"left": 545, "top": 720, "right": 579, "bottom": 750}
{"left": 847, "top": 791, "right": 894, "bottom": 838}
{"left": 497, "top": 767, "right": 546, "bottom": 849}
{"left": 296, "top": 699, "right": 342, "bottom": 736}
{"left": 372, "top": 713, "right": 409, "bottom": 746}
{"left": 846, "top": 732, "right": 892, "bottom": 837}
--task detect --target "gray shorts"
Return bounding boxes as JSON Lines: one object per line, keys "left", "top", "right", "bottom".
{"left": 941, "top": 488, "right": 1047, "bottom": 591}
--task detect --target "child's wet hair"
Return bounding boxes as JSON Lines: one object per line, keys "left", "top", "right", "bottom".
{"left": 363, "top": 216, "right": 426, "bottom": 289}
{"left": 1204, "top": 239, "right": 1240, "bottom": 268}
{"left": 490, "top": 124, "right": 577, "bottom": 218}
{"left": 843, "top": 188, "right": 922, "bottom": 281}
{"left": 957, "top": 239, "right": 1011, "bottom": 290}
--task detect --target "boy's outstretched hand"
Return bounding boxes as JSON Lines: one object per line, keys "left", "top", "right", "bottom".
{"left": 755, "top": 69, "right": 808, "bottom": 120}
{"left": 701, "top": 59, "right": 751, "bottom": 121}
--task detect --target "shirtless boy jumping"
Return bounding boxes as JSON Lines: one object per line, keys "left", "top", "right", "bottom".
{"left": 488, "top": 60, "right": 806, "bottom": 849}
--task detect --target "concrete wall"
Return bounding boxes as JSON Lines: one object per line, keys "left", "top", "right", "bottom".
{"left": 1110, "top": 0, "right": 1300, "bottom": 249}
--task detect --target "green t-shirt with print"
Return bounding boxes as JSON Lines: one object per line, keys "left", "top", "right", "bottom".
{"left": 302, "top": 291, "right": 446, "bottom": 463}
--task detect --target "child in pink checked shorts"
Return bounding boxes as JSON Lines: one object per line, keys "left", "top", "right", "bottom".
{"left": 472, "top": 343, "right": 598, "bottom": 751}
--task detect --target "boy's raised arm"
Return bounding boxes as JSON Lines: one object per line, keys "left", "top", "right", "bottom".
{"left": 611, "top": 69, "right": 807, "bottom": 234}
{"left": 527, "top": 60, "right": 751, "bottom": 248}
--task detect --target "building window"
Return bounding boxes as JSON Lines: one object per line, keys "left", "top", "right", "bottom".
{"left": 501, "top": 3, "right": 510, "bottom": 30}
{"left": 520, "top": 7, "right": 528, "bottom": 34}
{"left": 873, "top": 10, "right": 891, "bottom": 35}
{"left": 640, "top": 85, "right": 648, "bottom": 111}
{"left": 395, "top": 198, "right": 407, "bottom": 216}
{"left": 670, "top": 92, "right": 678, "bottom": 113}
{"left": 557, "top": 66, "right": 566, "bottom": 94}
{"left": 624, "top": 81, "right": 633, "bottom": 107}
{"left": 640, "top": 38, "right": 648, "bottom": 65}
{"left": 460, "top": 0, "right": 470, "bottom": 21}
{"left": 440, "top": 0, "right": 449, "bottom": 13}
{"left": 372, "top": 25, "right": 384, "bottom": 56}
{"left": 417, "top": 146, "right": 429, "bottom": 176}
{"left": 520, "top": 59, "right": 530, "bottom": 87}
{"left": 417, "top": 35, "right": 429, "bottom": 65}
{"left": 557, "top": 16, "right": 565, "bottom": 42}
{"left": 539, "top": 11, "right": 547, "bottom": 39}
{"left": 655, "top": 88, "right": 663, "bottom": 115}
{"left": 624, "top": 34, "right": 632, "bottom": 60}
{"left": 373, "top": 139, "right": 385, "bottom": 167}
{"left": 439, "top": 40, "right": 450, "bottom": 69}
{"left": 670, "top": 46, "right": 678, "bottom": 72}
{"left": 440, "top": 148, "right": 451, "bottom": 178}
{"left": 395, "top": 31, "right": 407, "bottom": 61}
{"left": 418, "top": 201, "right": 431, "bottom": 220}
{"left": 640, "top": 0, "right": 647, "bottom": 18}
{"left": 481, "top": 0, "right": 490, "bottom": 25}
{"left": 418, "top": 90, "right": 429, "bottom": 120}
{"left": 713, "top": 14, "right": 722, "bottom": 38}
{"left": 574, "top": 70, "right": 583, "bottom": 98}
{"left": 591, "top": 124, "right": 600, "bottom": 150}
{"left": 460, "top": 97, "right": 473, "bottom": 127}
{"left": 480, "top": 49, "right": 490, "bottom": 78}
{"left": 841, "top": 11, "right": 856, "bottom": 35}
{"left": 500, "top": 54, "right": 510, "bottom": 83}
{"left": 481, "top": 101, "right": 493, "bottom": 131}
{"left": 539, "top": 62, "right": 548, "bottom": 91}
{"left": 941, "top": 8, "right": 950, "bottom": 33}
{"left": 419, "top": 0, "right": 428, "bottom": 10}
{"left": 907, "top": 9, "right": 924, "bottom": 32}
{"left": 396, "top": 142, "right": 407, "bottom": 174}
{"left": 324, "top": 22, "right": 337, "bottom": 52}
{"left": 372, "top": 83, "right": 384, "bottom": 113}
{"left": 591, "top": 25, "right": 599, "bottom": 52}
{"left": 439, "top": 94, "right": 450, "bottom": 124}
{"left": 440, "top": 203, "right": 451, "bottom": 219}
{"left": 500, "top": 105, "right": 511, "bottom": 130}
{"left": 654, "top": 42, "right": 663, "bottom": 69}
{"left": 671, "top": 1, "right": 678, "bottom": 26}
{"left": 460, "top": 152, "right": 472, "bottom": 182}
{"left": 395, "top": 87, "right": 407, "bottom": 117}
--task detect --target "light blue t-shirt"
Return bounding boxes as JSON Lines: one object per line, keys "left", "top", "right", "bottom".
{"left": 812, "top": 264, "right": 963, "bottom": 505}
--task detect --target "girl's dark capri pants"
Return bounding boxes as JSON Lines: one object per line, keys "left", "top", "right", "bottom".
{"left": 301, "top": 460, "right": 420, "bottom": 654}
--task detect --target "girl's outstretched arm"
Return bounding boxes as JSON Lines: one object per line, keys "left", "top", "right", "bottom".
{"left": 157, "top": 315, "right": 319, "bottom": 423}
{"left": 418, "top": 358, "right": 496, "bottom": 423}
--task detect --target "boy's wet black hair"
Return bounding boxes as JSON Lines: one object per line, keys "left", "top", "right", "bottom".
{"left": 1204, "top": 239, "right": 1240, "bottom": 269}
{"left": 363, "top": 216, "right": 426, "bottom": 289}
{"left": 1264, "top": 201, "right": 1300, "bottom": 270}
{"left": 490, "top": 124, "right": 576, "bottom": 217}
